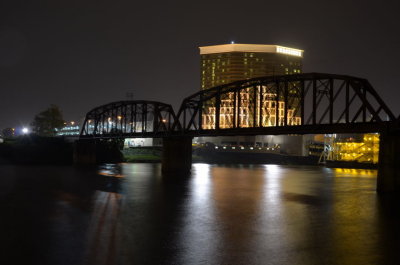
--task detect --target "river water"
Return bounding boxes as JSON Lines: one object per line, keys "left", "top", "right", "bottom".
{"left": 0, "top": 164, "right": 399, "bottom": 265}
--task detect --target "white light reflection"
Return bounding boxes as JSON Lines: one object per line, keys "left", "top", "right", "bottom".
{"left": 263, "top": 165, "right": 282, "bottom": 204}
{"left": 192, "top": 164, "right": 212, "bottom": 205}
{"left": 176, "top": 163, "right": 219, "bottom": 264}
{"left": 253, "top": 165, "right": 287, "bottom": 254}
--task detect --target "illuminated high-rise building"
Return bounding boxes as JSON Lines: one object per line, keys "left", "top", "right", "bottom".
{"left": 199, "top": 44, "right": 303, "bottom": 129}
{"left": 200, "top": 43, "right": 303, "bottom": 90}
{"left": 195, "top": 43, "right": 306, "bottom": 155}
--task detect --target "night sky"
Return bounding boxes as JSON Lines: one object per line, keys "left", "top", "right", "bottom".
{"left": 1, "top": 1, "right": 399, "bottom": 129}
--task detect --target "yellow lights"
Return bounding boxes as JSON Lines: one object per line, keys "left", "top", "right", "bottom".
{"left": 71, "top": 121, "right": 75, "bottom": 125}
{"left": 276, "top": 46, "right": 303, "bottom": 57}
{"left": 201, "top": 90, "right": 301, "bottom": 130}
{"left": 117, "top": 115, "right": 122, "bottom": 120}
{"left": 332, "top": 133, "right": 379, "bottom": 164}
{"left": 162, "top": 119, "right": 167, "bottom": 123}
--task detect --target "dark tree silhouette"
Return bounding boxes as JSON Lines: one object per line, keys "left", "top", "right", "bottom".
{"left": 31, "top": 104, "right": 65, "bottom": 136}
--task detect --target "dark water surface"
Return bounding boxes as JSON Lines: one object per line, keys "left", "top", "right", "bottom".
{"left": 0, "top": 164, "right": 399, "bottom": 265}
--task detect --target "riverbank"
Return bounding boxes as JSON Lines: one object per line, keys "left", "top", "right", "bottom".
{"left": 0, "top": 140, "right": 378, "bottom": 169}
{"left": 0, "top": 136, "right": 73, "bottom": 165}
{"left": 122, "top": 146, "right": 378, "bottom": 169}
{"left": 0, "top": 136, "right": 124, "bottom": 165}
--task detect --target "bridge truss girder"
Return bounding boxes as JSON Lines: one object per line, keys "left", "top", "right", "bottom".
{"left": 80, "top": 100, "right": 177, "bottom": 139}
{"left": 173, "top": 73, "right": 396, "bottom": 136}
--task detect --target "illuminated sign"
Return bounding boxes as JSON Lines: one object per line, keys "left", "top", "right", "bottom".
{"left": 276, "top": 46, "right": 302, "bottom": 57}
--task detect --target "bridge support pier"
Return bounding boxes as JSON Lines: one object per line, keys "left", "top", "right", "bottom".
{"left": 377, "top": 131, "right": 400, "bottom": 192}
{"left": 73, "top": 139, "right": 97, "bottom": 165}
{"left": 162, "top": 136, "right": 192, "bottom": 175}
{"left": 73, "top": 139, "right": 123, "bottom": 165}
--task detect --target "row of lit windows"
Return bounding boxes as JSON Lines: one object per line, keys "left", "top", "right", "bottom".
{"left": 202, "top": 52, "right": 303, "bottom": 60}
{"left": 202, "top": 59, "right": 301, "bottom": 67}
{"left": 202, "top": 68, "right": 301, "bottom": 77}
{"left": 202, "top": 62, "right": 300, "bottom": 68}
{"left": 202, "top": 113, "right": 301, "bottom": 129}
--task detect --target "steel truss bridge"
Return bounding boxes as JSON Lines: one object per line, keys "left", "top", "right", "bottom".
{"left": 80, "top": 73, "right": 398, "bottom": 139}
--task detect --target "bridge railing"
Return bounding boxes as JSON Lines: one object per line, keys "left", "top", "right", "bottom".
{"left": 173, "top": 73, "right": 396, "bottom": 135}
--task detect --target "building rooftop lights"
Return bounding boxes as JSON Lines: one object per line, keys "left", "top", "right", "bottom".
{"left": 199, "top": 44, "right": 303, "bottom": 57}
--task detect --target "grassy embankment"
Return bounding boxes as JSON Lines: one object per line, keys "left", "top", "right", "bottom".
{"left": 122, "top": 146, "right": 162, "bottom": 162}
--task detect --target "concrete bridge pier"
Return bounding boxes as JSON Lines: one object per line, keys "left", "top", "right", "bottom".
{"left": 73, "top": 139, "right": 97, "bottom": 165}
{"left": 162, "top": 136, "right": 192, "bottom": 175}
{"left": 377, "top": 130, "right": 400, "bottom": 192}
{"left": 73, "top": 139, "right": 123, "bottom": 165}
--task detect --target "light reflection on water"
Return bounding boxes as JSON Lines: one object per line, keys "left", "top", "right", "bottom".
{"left": 1, "top": 164, "right": 399, "bottom": 265}
{"left": 333, "top": 168, "right": 376, "bottom": 178}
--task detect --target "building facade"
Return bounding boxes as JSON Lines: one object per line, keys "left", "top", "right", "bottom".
{"left": 200, "top": 44, "right": 303, "bottom": 90}
{"left": 196, "top": 43, "right": 306, "bottom": 155}
{"left": 200, "top": 44, "right": 303, "bottom": 130}
{"left": 327, "top": 133, "right": 379, "bottom": 164}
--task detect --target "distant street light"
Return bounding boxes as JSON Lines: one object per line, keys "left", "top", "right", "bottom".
{"left": 22, "top": 127, "right": 29, "bottom": 134}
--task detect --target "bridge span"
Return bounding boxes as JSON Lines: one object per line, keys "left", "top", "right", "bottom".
{"left": 76, "top": 73, "right": 400, "bottom": 192}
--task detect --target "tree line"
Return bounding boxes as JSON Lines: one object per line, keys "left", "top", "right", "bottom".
{"left": 2, "top": 104, "right": 66, "bottom": 138}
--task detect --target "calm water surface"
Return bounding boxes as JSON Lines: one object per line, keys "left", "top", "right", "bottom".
{"left": 0, "top": 164, "right": 399, "bottom": 265}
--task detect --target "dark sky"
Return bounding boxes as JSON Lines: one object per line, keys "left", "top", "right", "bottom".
{"left": 1, "top": 0, "right": 399, "bottom": 129}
